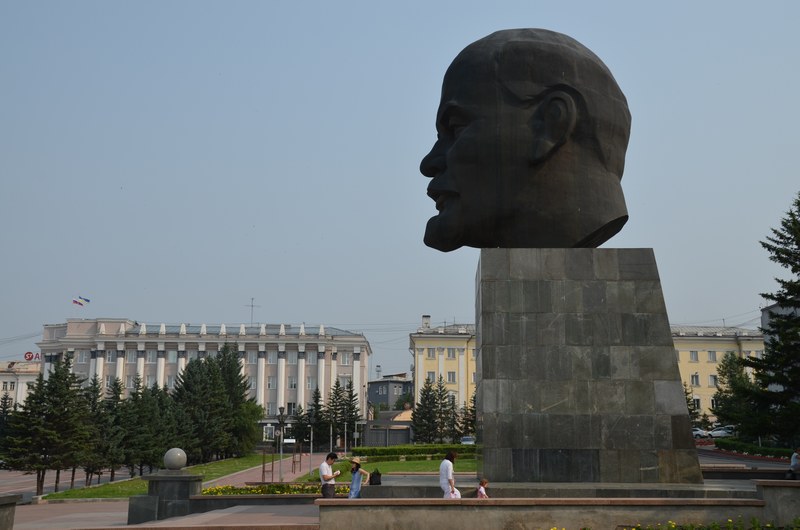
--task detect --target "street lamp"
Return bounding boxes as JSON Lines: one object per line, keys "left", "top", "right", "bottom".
{"left": 277, "top": 406, "right": 286, "bottom": 482}
{"left": 308, "top": 409, "right": 315, "bottom": 477}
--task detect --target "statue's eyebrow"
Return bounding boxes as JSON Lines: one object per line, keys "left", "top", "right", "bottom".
{"left": 436, "top": 101, "right": 469, "bottom": 131}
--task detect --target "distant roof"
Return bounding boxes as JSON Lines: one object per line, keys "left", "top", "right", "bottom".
{"left": 130, "top": 323, "right": 362, "bottom": 338}
{"left": 413, "top": 323, "right": 475, "bottom": 335}
{"left": 670, "top": 325, "right": 761, "bottom": 338}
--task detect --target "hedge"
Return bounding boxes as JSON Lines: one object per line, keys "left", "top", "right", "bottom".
{"left": 351, "top": 444, "right": 478, "bottom": 457}
{"left": 714, "top": 438, "right": 792, "bottom": 459}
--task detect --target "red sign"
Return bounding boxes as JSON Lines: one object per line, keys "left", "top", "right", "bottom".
{"left": 24, "top": 352, "right": 41, "bottom": 361}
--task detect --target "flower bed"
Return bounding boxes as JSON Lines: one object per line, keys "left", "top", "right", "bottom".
{"left": 203, "top": 483, "right": 350, "bottom": 496}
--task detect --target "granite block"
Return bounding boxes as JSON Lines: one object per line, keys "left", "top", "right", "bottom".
{"left": 653, "top": 380, "right": 687, "bottom": 415}
{"left": 565, "top": 248, "right": 595, "bottom": 279}
{"left": 590, "top": 381, "right": 626, "bottom": 414}
{"left": 522, "top": 280, "right": 553, "bottom": 313}
{"left": 625, "top": 380, "right": 655, "bottom": 415}
{"left": 593, "top": 249, "right": 620, "bottom": 280}
{"left": 635, "top": 280, "right": 667, "bottom": 314}
{"left": 618, "top": 248, "right": 659, "bottom": 280}
{"left": 565, "top": 314, "right": 593, "bottom": 346}
{"left": 536, "top": 313, "right": 566, "bottom": 345}
{"left": 480, "top": 249, "right": 510, "bottom": 280}
{"left": 590, "top": 347, "right": 612, "bottom": 378}
{"left": 582, "top": 281, "right": 607, "bottom": 313}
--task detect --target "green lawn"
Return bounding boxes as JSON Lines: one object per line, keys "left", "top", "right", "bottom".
{"left": 43, "top": 454, "right": 477, "bottom": 499}
{"left": 43, "top": 453, "right": 275, "bottom": 500}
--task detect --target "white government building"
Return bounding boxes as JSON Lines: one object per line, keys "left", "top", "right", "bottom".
{"left": 37, "top": 318, "right": 372, "bottom": 423}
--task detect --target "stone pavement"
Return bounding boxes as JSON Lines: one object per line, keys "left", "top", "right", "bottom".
{"left": 12, "top": 453, "right": 328, "bottom": 529}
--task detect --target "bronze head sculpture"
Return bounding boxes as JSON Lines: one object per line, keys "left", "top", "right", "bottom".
{"left": 420, "top": 29, "right": 631, "bottom": 252}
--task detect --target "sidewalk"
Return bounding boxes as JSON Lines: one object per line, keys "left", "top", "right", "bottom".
{"left": 12, "top": 453, "right": 328, "bottom": 529}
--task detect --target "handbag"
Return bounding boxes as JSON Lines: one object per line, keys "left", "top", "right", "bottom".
{"left": 369, "top": 469, "right": 382, "bottom": 485}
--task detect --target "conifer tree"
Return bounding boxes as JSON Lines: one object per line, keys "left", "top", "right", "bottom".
{"left": 411, "top": 377, "right": 437, "bottom": 443}
{"left": 743, "top": 192, "right": 800, "bottom": 443}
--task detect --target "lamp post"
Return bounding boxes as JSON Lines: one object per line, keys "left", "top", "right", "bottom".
{"left": 277, "top": 406, "right": 286, "bottom": 482}
{"left": 308, "top": 409, "right": 315, "bottom": 477}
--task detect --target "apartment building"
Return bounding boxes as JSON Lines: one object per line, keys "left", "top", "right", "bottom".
{"left": 672, "top": 325, "right": 764, "bottom": 420}
{"left": 409, "top": 315, "right": 476, "bottom": 408}
{"left": 37, "top": 318, "right": 371, "bottom": 421}
{"left": 0, "top": 361, "right": 40, "bottom": 407}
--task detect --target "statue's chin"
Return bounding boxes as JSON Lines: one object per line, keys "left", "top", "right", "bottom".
{"left": 424, "top": 216, "right": 462, "bottom": 253}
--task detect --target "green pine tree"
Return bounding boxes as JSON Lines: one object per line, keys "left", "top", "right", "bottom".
{"left": 411, "top": 377, "right": 437, "bottom": 443}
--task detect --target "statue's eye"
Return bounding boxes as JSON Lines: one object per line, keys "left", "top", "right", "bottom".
{"left": 447, "top": 116, "right": 468, "bottom": 138}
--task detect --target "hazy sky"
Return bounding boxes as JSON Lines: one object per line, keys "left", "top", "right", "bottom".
{"left": 2, "top": 1, "right": 798, "bottom": 377}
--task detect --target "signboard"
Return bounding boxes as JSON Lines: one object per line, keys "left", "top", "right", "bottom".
{"left": 24, "top": 352, "right": 41, "bottom": 361}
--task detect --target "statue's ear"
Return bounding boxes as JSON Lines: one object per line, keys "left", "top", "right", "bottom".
{"left": 530, "top": 90, "right": 577, "bottom": 162}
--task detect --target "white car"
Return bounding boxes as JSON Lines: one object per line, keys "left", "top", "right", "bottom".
{"left": 708, "top": 427, "right": 733, "bottom": 438}
{"left": 692, "top": 428, "right": 709, "bottom": 438}
{"left": 460, "top": 436, "right": 476, "bottom": 445}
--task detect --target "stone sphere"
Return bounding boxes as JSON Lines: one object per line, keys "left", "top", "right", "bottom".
{"left": 164, "top": 448, "right": 187, "bottom": 470}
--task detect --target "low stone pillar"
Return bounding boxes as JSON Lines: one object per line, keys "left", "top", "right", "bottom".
{"left": 127, "top": 448, "right": 203, "bottom": 524}
{"left": 0, "top": 494, "right": 21, "bottom": 530}
{"left": 755, "top": 480, "right": 800, "bottom": 526}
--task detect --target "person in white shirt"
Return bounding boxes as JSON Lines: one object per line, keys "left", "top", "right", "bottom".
{"left": 439, "top": 451, "right": 460, "bottom": 498}
{"left": 319, "top": 452, "right": 340, "bottom": 498}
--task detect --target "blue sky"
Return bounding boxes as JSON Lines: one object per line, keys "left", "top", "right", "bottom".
{"left": 1, "top": 1, "right": 798, "bottom": 377}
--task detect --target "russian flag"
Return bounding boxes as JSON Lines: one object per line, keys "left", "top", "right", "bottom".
{"left": 72, "top": 299, "right": 84, "bottom": 306}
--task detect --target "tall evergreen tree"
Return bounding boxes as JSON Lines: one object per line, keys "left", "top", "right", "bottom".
{"left": 214, "top": 344, "right": 263, "bottom": 457}
{"left": 307, "top": 387, "right": 328, "bottom": 453}
{"left": 0, "top": 391, "right": 13, "bottom": 460}
{"left": 458, "top": 389, "right": 476, "bottom": 438}
{"left": 102, "top": 378, "right": 127, "bottom": 482}
{"left": 712, "top": 352, "right": 767, "bottom": 438}
{"left": 433, "top": 376, "right": 456, "bottom": 443}
{"left": 411, "top": 378, "right": 437, "bottom": 443}
{"left": 343, "top": 381, "right": 362, "bottom": 450}
{"left": 81, "top": 376, "right": 107, "bottom": 486}
{"left": 743, "top": 192, "right": 800, "bottom": 444}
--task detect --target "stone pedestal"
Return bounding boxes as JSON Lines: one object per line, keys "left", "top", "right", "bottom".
{"left": 0, "top": 494, "right": 21, "bottom": 530}
{"left": 127, "top": 471, "right": 203, "bottom": 524}
{"left": 476, "top": 248, "right": 703, "bottom": 483}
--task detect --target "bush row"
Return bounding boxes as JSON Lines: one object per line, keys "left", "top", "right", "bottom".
{"left": 351, "top": 444, "right": 478, "bottom": 457}
{"left": 714, "top": 438, "right": 792, "bottom": 459}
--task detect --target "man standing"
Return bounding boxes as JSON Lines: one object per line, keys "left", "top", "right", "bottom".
{"left": 319, "top": 452, "right": 340, "bottom": 498}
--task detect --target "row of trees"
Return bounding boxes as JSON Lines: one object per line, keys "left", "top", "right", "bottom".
{"left": 709, "top": 192, "right": 800, "bottom": 446}
{"left": 411, "top": 376, "right": 475, "bottom": 443}
{"left": 290, "top": 379, "right": 363, "bottom": 452}
{"left": 0, "top": 344, "right": 263, "bottom": 495}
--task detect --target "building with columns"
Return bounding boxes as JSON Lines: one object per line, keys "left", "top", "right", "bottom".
{"left": 0, "top": 360, "right": 40, "bottom": 407}
{"left": 409, "top": 315, "right": 476, "bottom": 408}
{"left": 37, "top": 318, "right": 372, "bottom": 425}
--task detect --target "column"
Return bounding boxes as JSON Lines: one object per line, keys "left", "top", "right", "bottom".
{"left": 277, "top": 344, "right": 286, "bottom": 409}
{"left": 89, "top": 350, "right": 97, "bottom": 382}
{"left": 95, "top": 349, "right": 105, "bottom": 384}
{"left": 238, "top": 343, "right": 247, "bottom": 380}
{"left": 458, "top": 348, "right": 468, "bottom": 406}
{"left": 415, "top": 349, "right": 425, "bottom": 403}
{"left": 136, "top": 344, "right": 145, "bottom": 381}
{"left": 115, "top": 343, "right": 125, "bottom": 382}
{"left": 329, "top": 348, "right": 338, "bottom": 395}
{"left": 156, "top": 344, "right": 166, "bottom": 388}
{"left": 177, "top": 344, "right": 186, "bottom": 376}
{"left": 352, "top": 348, "right": 362, "bottom": 417}
{"left": 257, "top": 346, "right": 266, "bottom": 410}
{"left": 297, "top": 345, "right": 306, "bottom": 410}
{"left": 198, "top": 343, "right": 206, "bottom": 360}
{"left": 317, "top": 346, "right": 326, "bottom": 403}
{"left": 437, "top": 347, "right": 444, "bottom": 379}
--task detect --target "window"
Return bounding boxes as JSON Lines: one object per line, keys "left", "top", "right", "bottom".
{"left": 104, "top": 375, "right": 113, "bottom": 387}
{"left": 447, "top": 348, "right": 456, "bottom": 359}
{"left": 248, "top": 376, "right": 256, "bottom": 391}
{"left": 743, "top": 350, "right": 751, "bottom": 357}
{"left": 286, "top": 402, "right": 297, "bottom": 416}
{"left": 394, "top": 386, "right": 402, "bottom": 395}
{"left": 711, "top": 397, "right": 718, "bottom": 409}
{"left": 692, "top": 397, "right": 701, "bottom": 410}
{"left": 247, "top": 351, "right": 257, "bottom": 365}
{"left": 167, "top": 375, "right": 175, "bottom": 389}
{"left": 427, "top": 371, "right": 435, "bottom": 382}
{"left": 2, "top": 382, "right": 6, "bottom": 391}
{"left": 145, "top": 375, "right": 154, "bottom": 387}
{"left": 167, "top": 350, "right": 178, "bottom": 363}
{"left": 306, "top": 376, "right": 316, "bottom": 390}
{"left": 427, "top": 348, "right": 436, "bottom": 359}
{"left": 187, "top": 350, "right": 198, "bottom": 362}
{"left": 289, "top": 376, "right": 297, "bottom": 389}
{"left": 125, "top": 376, "right": 134, "bottom": 388}
{"left": 106, "top": 351, "right": 115, "bottom": 363}
{"left": 288, "top": 351, "right": 297, "bottom": 365}
{"left": 307, "top": 354, "right": 317, "bottom": 365}
{"left": 146, "top": 350, "right": 157, "bottom": 364}
{"left": 9, "top": 382, "right": 15, "bottom": 391}
{"left": 708, "top": 351, "right": 717, "bottom": 362}
{"left": 126, "top": 350, "right": 137, "bottom": 363}
{"left": 267, "top": 351, "right": 277, "bottom": 364}
{"left": 267, "top": 376, "right": 276, "bottom": 389}
{"left": 689, "top": 351, "right": 698, "bottom": 362}
{"left": 266, "top": 402, "right": 275, "bottom": 416}
{"left": 447, "top": 371, "right": 456, "bottom": 383}
{"left": 690, "top": 373, "right": 700, "bottom": 386}
{"left": 709, "top": 375, "right": 719, "bottom": 387}
{"left": 77, "top": 350, "right": 89, "bottom": 363}
{"left": 340, "top": 352, "right": 350, "bottom": 365}
{"left": 339, "top": 376, "right": 351, "bottom": 388}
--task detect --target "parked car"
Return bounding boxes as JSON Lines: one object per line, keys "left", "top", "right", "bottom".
{"left": 692, "top": 428, "right": 710, "bottom": 438}
{"left": 460, "top": 436, "right": 476, "bottom": 445}
{"left": 708, "top": 427, "right": 733, "bottom": 438}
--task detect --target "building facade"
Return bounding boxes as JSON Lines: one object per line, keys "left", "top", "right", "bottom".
{"left": 672, "top": 325, "right": 764, "bottom": 421}
{"left": 409, "top": 315, "right": 476, "bottom": 408}
{"left": 367, "top": 372, "right": 413, "bottom": 411}
{"left": 0, "top": 361, "right": 40, "bottom": 407}
{"left": 37, "top": 318, "right": 372, "bottom": 423}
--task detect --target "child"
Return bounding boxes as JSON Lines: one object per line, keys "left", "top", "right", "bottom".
{"left": 477, "top": 478, "right": 489, "bottom": 498}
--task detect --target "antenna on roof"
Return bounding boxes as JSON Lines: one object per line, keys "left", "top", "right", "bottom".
{"left": 244, "top": 298, "right": 262, "bottom": 326}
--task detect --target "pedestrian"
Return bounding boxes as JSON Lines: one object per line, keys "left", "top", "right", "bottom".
{"left": 477, "top": 478, "right": 489, "bottom": 498}
{"left": 348, "top": 457, "right": 370, "bottom": 498}
{"left": 439, "top": 451, "right": 460, "bottom": 499}
{"left": 790, "top": 447, "right": 800, "bottom": 479}
{"left": 319, "top": 452, "right": 340, "bottom": 498}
